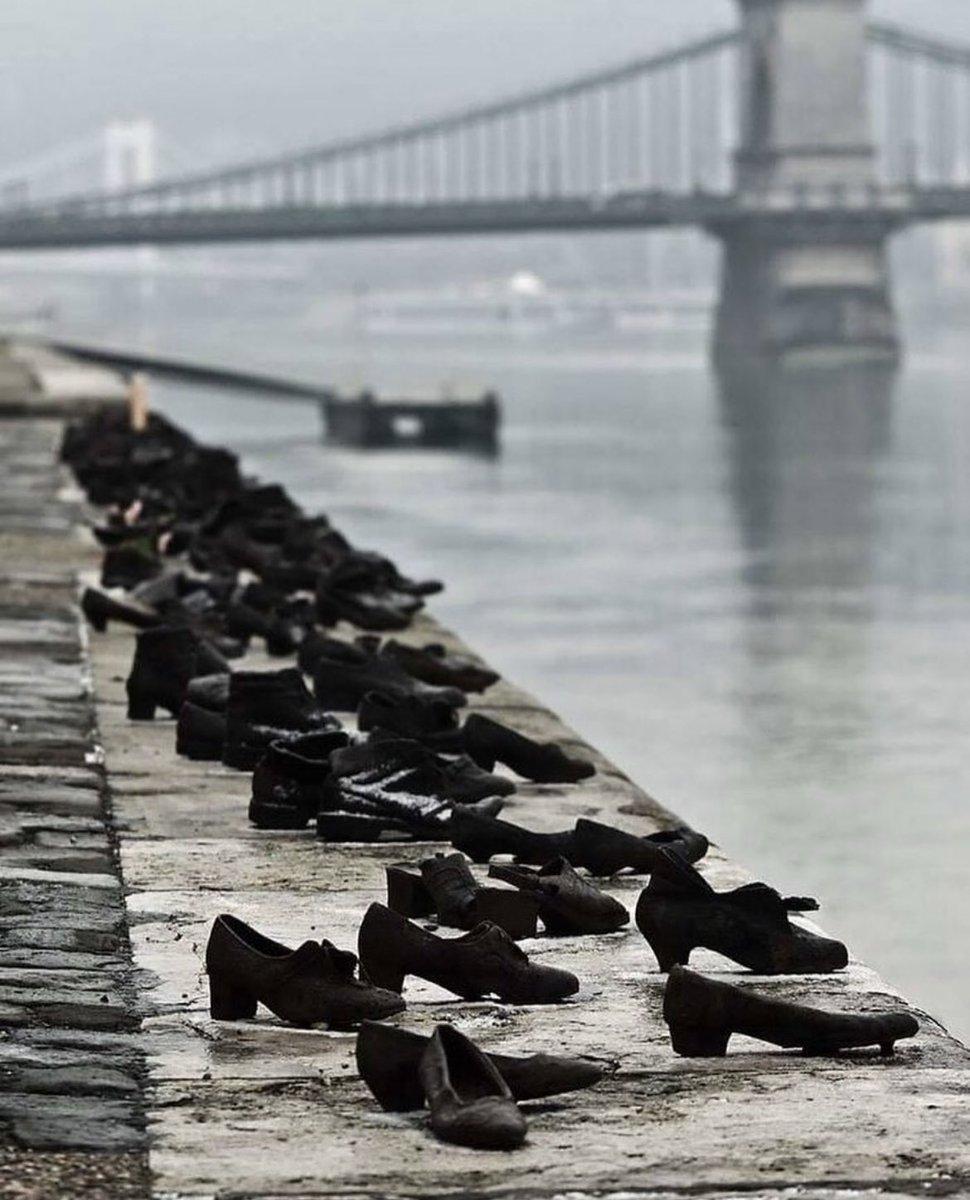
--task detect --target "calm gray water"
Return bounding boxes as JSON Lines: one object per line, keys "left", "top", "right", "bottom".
{"left": 48, "top": 280, "right": 970, "bottom": 1042}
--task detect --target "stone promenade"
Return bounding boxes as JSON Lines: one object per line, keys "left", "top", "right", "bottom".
{"left": 2, "top": 346, "right": 969, "bottom": 1199}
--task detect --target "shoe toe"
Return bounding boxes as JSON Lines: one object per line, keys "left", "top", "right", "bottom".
{"left": 438, "top": 1098, "right": 526, "bottom": 1150}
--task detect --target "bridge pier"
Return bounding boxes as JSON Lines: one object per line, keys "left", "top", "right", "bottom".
{"left": 714, "top": 0, "right": 900, "bottom": 368}
{"left": 712, "top": 218, "right": 900, "bottom": 368}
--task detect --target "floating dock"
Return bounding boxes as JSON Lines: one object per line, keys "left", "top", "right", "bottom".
{"left": 321, "top": 388, "right": 500, "bottom": 450}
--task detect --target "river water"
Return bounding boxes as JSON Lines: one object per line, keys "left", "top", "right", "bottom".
{"left": 40, "top": 269, "right": 970, "bottom": 1042}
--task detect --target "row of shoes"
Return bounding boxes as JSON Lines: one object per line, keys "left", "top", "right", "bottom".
{"left": 62, "top": 406, "right": 919, "bottom": 1153}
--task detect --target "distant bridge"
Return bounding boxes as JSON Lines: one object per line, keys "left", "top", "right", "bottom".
{"left": 4, "top": 3, "right": 970, "bottom": 365}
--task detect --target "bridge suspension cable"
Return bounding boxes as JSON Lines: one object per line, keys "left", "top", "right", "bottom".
{"left": 868, "top": 21, "right": 970, "bottom": 187}
{"left": 21, "top": 28, "right": 741, "bottom": 220}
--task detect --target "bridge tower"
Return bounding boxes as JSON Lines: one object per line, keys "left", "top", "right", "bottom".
{"left": 713, "top": 0, "right": 899, "bottom": 368}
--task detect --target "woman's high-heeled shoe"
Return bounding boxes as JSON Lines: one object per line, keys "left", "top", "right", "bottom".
{"left": 635, "top": 849, "right": 846, "bottom": 974}
{"left": 205, "top": 913, "right": 405, "bottom": 1029}
{"left": 663, "top": 966, "right": 918, "bottom": 1057}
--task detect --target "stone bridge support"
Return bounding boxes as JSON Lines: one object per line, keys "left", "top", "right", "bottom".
{"left": 713, "top": 0, "right": 900, "bottom": 367}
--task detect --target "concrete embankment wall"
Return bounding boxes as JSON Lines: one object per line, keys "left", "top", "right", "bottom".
{"left": 1, "top": 341, "right": 968, "bottom": 1199}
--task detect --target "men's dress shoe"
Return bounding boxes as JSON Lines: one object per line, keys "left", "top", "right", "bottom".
{"left": 356, "top": 691, "right": 465, "bottom": 752}
{"left": 570, "top": 818, "right": 709, "bottom": 877}
{"left": 663, "top": 966, "right": 919, "bottom": 1057}
{"left": 359, "top": 736, "right": 515, "bottom": 803}
{"left": 249, "top": 729, "right": 349, "bottom": 829}
{"left": 315, "top": 573, "right": 419, "bottom": 632}
{"left": 489, "top": 858, "right": 629, "bottom": 936}
{"left": 175, "top": 701, "right": 227, "bottom": 761}
{"left": 635, "top": 849, "right": 847, "bottom": 974}
{"left": 355, "top": 1020, "right": 609, "bottom": 1112}
{"left": 449, "top": 807, "right": 576, "bottom": 865}
{"left": 80, "top": 587, "right": 161, "bottom": 633}
{"left": 379, "top": 640, "right": 500, "bottom": 693}
{"left": 126, "top": 625, "right": 230, "bottom": 719}
{"left": 313, "top": 656, "right": 465, "bottom": 713}
{"left": 320, "top": 740, "right": 505, "bottom": 840}
{"left": 297, "top": 630, "right": 370, "bottom": 675}
{"left": 419, "top": 1025, "right": 527, "bottom": 1150}
{"left": 386, "top": 853, "right": 539, "bottom": 940}
{"left": 223, "top": 668, "right": 340, "bottom": 770}
{"left": 205, "top": 913, "right": 405, "bottom": 1029}
{"left": 358, "top": 903, "right": 579, "bottom": 1003}
{"left": 462, "top": 713, "right": 594, "bottom": 783}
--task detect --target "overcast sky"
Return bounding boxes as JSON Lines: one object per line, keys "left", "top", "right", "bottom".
{"left": 2, "top": 1, "right": 969, "bottom": 175}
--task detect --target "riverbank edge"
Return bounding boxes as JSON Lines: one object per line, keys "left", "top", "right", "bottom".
{"left": 2, "top": 340, "right": 969, "bottom": 1198}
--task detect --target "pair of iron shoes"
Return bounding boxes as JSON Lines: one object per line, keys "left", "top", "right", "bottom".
{"left": 356, "top": 1021, "right": 610, "bottom": 1151}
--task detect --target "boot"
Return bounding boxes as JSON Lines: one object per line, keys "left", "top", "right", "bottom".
{"left": 635, "top": 849, "right": 846, "bottom": 974}
{"left": 386, "top": 853, "right": 539, "bottom": 939}
{"left": 248, "top": 730, "right": 349, "bottom": 829}
{"left": 205, "top": 913, "right": 405, "bottom": 1029}
{"left": 663, "top": 966, "right": 919, "bottom": 1057}
{"left": 126, "top": 625, "right": 228, "bottom": 720}
{"left": 223, "top": 668, "right": 340, "bottom": 770}
{"left": 463, "top": 713, "right": 594, "bottom": 783}
{"left": 489, "top": 858, "right": 629, "bottom": 935}
{"left": 419, "top": 1025, "right": 527, "bottom": 1150}
{"left": 357, "top": 903, "right": 579, "bottom": 1003}
{"left": 355, "top": 1019, "right": 609, "bottom": 1111}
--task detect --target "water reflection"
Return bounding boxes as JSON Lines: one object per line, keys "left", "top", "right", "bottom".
{"left": 719, "top": 365, "right": 897, "bottom": 795}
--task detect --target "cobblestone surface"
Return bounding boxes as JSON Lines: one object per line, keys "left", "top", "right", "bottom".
{"left": 0, "top": 412, "right": 148, "bottom": 1197}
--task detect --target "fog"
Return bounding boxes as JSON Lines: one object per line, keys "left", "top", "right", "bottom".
{"left": 0, "top": 0, "right": 968, "bottom": 172}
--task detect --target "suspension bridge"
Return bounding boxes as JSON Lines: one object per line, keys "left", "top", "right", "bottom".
{"left": 4, "top": 0, "right": 970, "bottom": 365}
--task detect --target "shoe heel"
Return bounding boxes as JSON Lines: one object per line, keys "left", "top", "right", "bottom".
{"left": 84, "top": 603, "right": 108, "bottom": 633}
{"left": 636, "top": 914, "right": 693, "bottom": 972}
{"left": 386, "top": 866, "right": 434, "bottom": 918}
{"left": 474, "top": 889, "right": 539, "bottom": 940}
{"left": 667, "top": 1021, "right": 730, "bottom": 1057}
{"left": 126, "top": 693, "right": 157, "bottom": 721}
{"left": 208, "top": 972, "right": 258, "bottom": 1020}
{"left": 362, "top": 958, "right": 405, "bottom": 993}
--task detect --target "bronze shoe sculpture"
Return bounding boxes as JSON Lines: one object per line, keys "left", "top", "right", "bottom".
{"left": 462, "top": 713, "right": 594, "bottom": 783}
{"left": 570, "top": 818, "right": 709, "bottom": 876}
{"left": 635, "top": 849, "right": 846, "bottom": 974}
{"left": 419, "top": 1024, "right": 527, "bottom": 1150}
{"left": 663, "top": 966, "right": 919, "bottom": 1057}
{"left": 355, "top": 1020, "right": 609, "bottom": 1111}
{"left": 386, "top": 853, "right": 539, "bottom": 940}
{"left": 357, "top": 903, "right": 579, "bottom": 1003}
{"left": 488, "top": 858, "right": 629, "bottom": 935}
{"left": 205, "top": 913, "right": 405, "bottom": 1029}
